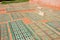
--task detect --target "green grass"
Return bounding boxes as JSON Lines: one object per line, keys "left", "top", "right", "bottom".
{"left": 1, "top": 0, "right": 29, "bottom": 4}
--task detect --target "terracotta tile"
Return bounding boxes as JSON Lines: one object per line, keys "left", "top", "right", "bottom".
{"left": 23, "top": 18, "right": 32, "bottom": 24}
{"left": 41, "top": 20, "right": 48, "bottom": 23}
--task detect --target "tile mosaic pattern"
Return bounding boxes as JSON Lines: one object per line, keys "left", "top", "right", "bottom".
{"left": 0, "top": 2, "right": 60, "bottom": 40}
